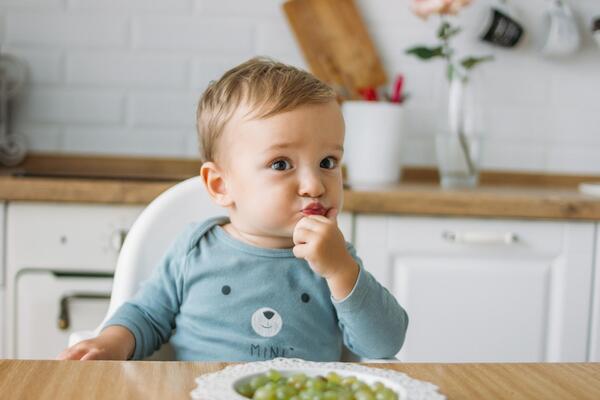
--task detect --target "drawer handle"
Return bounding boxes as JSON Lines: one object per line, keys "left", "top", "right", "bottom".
{"left": 442, "top": 231, "right": 519, "bottom": 245}
{"left": 58, "top": 292, "right": 111, "bottom": 330}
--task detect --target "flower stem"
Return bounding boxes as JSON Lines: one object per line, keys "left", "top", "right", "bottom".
{"left": 440, "top": 16, "right": 475, "bottom": 176}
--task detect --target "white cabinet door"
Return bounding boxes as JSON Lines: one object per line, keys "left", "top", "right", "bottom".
{"left": 590, "top": 223, "right": 600, "bottom": 361}
{"left": 338, "top": 212, "right": 353, "bottom": 244}
{"left": 355, "top": 215, "right": 595, "bottom": 362}
{"left": 0, "top": 201, "right": 5, "bottom": 358}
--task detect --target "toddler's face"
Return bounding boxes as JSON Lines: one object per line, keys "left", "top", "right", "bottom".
{"left": 217, "top": 100, "right": 345, "bottom": 248}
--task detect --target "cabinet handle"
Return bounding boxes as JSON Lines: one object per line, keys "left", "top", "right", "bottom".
{"left": 111, "top": 229, "right": 128, "bottom": 252}
{"left": 442, "top": 230, "right": 519, "bottom": 245}
{"left": 58, "top": 292, "right": 111, "bottom": 330}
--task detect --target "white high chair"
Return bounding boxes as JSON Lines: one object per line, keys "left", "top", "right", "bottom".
{"left": 68, "top": 176, "right": 222, "bottom": 359}
{"left": 67, "top": 176, "right": 367, "bottom": 361}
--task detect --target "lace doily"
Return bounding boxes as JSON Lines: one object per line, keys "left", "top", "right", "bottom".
{"left": 191, "top": 357, "right": 445, "bottom": 400}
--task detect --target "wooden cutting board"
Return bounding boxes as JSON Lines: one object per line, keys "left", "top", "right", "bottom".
{"left": 282, "top": 0, "right": 387, "bottom": 99}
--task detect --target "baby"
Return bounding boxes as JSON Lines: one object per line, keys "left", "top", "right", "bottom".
{"left": 58, "top": 57, "right": 408, "bottom": 362}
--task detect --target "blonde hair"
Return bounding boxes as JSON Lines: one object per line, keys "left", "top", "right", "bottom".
{"left": 196, "top": 57, "right": 336, "bottom": 163}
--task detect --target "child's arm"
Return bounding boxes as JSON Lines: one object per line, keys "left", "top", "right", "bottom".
{"left": 57, "top": 326, "right": 135, "bottom": 360}
{"left": 100, "top": 236, "right": 190, "bottom": 360}
{"left": 293, "top": 211, "right": 408, "bottom": 359}
{"left": 57, "top": 224, "right": 200, "bottom": 361}
{"left": 331, "top": 260, "right": 409, "bottom": 359}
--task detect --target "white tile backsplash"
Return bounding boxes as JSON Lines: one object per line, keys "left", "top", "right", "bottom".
{"left": 127, "top": 92, "right": 197, "bottom": 128}
{"left": 2, "top": 0, "right": 600, "bottom": 174}
{"left": 62, "top": 126, "right": 191, "bottom": 157}
{"left": 131, "top": 16, "right": 255, "bottom": 52}
{"left": 66, "top": 0, "right": 192, "bottom": 13}
{"left": 0, "top": 0, "right": 62, "bottom": 10}
{"left": 20, "top": 89, "right": 124, "bottom": 124}
{"left": 3, "top": 48, "right": 63, "bottom": 84}
{"left": 66, "top": 52, "right": 188, "bottom": 87}
{"left": 6, "top": 14, "right": 129, "bottom": 47}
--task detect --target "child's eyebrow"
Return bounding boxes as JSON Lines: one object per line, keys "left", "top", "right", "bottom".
{"left": 263, "top": 143, "right": 344, "bottom": 153}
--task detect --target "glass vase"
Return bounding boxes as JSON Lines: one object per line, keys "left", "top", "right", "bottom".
{"left": 435, "top": 71, "right": 484, "bottom": 189}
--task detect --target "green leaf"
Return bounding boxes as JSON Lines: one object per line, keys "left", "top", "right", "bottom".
{"left": 405, "top": 46, "right": 444, "bottom": 60}
{"left": 460, "top": 55, "right": 494, "bottom": 70}
{"left": 437, "top": 21, "right": 461, "bottom": 40}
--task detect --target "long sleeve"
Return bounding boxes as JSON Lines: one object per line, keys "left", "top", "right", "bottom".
{"left": 332, "top": 244, "right": 409, "bottom": 359}
{"left": 102, "top": 226, "right": 194, "bottom": 360}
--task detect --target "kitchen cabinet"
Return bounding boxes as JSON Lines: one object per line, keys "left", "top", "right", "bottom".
{"left": 5, "top": 202, "right": 143, "bottom": 359}
{"left": 0, "top": 202, "right": 5, "bottom": 358}
{"left": 355, "top": 215, "right": 596, "bottom": 362}
{"left": 590, "top": 222, "right": 600, "bottom": 362}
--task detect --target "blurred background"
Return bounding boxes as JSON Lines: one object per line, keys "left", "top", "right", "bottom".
{"left": 2, "top": 0, "right": 600, "bottom": 365}
{"left": 1, "top": 0, "right": 599, "bottom": 173}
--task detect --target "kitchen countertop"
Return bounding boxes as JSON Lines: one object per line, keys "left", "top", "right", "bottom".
{"left": 2, "top": 153, "right": 600, "bottom": 220}
{"left": 1, "top": 360, "right": 599, "bottom": 399}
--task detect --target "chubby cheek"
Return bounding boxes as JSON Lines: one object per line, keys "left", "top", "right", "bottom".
{"left": 240, "top": 178, "right": 297, "bottom": 228}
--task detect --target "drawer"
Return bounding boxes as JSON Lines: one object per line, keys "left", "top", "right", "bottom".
{"left": 385, "top": 216, "right": 578, "bottom": 257}
{"left": 7, "top": 202, "right": 143, "bottom": 272}
{"left": 0, "top": 202, "right": 5, "bottom": 285}
{"left": 0, "top": 287, "right": 4, "bottom": 358}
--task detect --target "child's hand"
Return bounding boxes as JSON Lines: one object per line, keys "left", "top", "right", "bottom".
{"left": 293, "top": 208, "right": 359, "bottom": 299}
{"left": 56, "top": 326, "right": 135, "bottom": 361}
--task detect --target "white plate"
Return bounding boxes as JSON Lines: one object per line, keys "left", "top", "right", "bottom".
{"left": 190, "top": 357, "right": 445, "bottom": 400}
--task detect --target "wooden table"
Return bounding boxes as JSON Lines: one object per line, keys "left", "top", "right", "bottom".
{"left": 1, "top": 360, "right": 600, "bottom": 399}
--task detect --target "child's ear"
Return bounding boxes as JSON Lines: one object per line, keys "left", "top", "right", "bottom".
{"left": 200, "top": 162, "right": 234, "bottom": 208}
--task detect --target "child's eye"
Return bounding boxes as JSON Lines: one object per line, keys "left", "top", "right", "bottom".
{"left": 320, "top": 156, "right": 337, "bottom": 169}
{"left": 270, "top": 159, "right": 292, "bottom": 171}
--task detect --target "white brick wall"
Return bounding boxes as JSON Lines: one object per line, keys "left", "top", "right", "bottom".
{"left": 1, "top": 0, "right": 599, "bottom": 173}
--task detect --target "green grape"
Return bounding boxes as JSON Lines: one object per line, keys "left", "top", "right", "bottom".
{"left": 341, "top": 376, "right": 357, "bottom": 386}
{"left": 351, "top": 381, "right": 370, "bottom": 392}
{"left": 335, "top": 391, "right": 353, "bottom": 400}
{"left": 375, "top": 390, "right": 395, "bottom": 400}
{"left": 355, "top": 389, "right": 376, "bottom": 400}
{"left": 305, "top": 377, "right": 326, "bottom": 391}
{"left": 275, "top": 385, "right": 298, "bottom": 400}
{"left": 253, "top": 386, "right": 276, "bottom": 400}
{"left": 299, "top": 389, "right": 320, "bottom": 400}
{"left": 323, "top": 390, "right": 338, "bottom": 400}
{"left": 237, "top": 383, "right": 255, "bottom": 397}
{"left": 236, "top": 370, "right": 400, "bottom": 400}
{"left": 290, "top": 373, "right": 308, "bottom": 383}
{"left": 325, "top": 372, "right": 341, "bottom": 384}
{"left": 250, "top": 375, "right": 270, "bottom": 390}
{"left": 266, "top": 369, "right": 283, "bottom": 382}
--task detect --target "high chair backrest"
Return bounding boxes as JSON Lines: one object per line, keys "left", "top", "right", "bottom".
{"left": 97, "top": 176, "right": 223, "bottom": 332}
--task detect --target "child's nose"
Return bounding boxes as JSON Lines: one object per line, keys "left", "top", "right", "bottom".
{"left": 298, "top": 170, "right": 325, "bottom": 198}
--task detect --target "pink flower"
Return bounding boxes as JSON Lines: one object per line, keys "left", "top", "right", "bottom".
{"left": 410, "top": 0, "right": 473, "bottom": 19}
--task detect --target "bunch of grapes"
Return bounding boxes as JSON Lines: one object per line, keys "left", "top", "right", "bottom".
{"left": 236, "top": 369, "right": 400, "bottom": 400}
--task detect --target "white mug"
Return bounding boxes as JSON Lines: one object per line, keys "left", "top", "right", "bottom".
{"left": 541, "top": 0, "right": 580, "bottom": 57}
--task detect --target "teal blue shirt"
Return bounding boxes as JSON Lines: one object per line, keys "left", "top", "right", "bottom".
{"left": 104, "top": 217, "right": 408, "bottom": 361}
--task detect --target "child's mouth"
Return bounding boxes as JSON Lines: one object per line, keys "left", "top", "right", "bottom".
{"left": 301, "top": 203, "right": 327, "bottom": 216}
